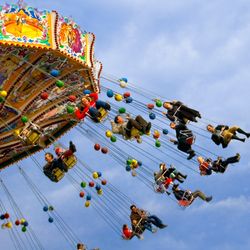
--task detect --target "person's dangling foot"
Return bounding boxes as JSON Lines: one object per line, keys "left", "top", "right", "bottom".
{"left": 158, "top": 224, "right": 168, "bottom": 229}
{"left": 145, "top": 122, "right": 151, "bottom": 133}
{"left": 236, "top": 153, "right": 241, "bottom": 162}
{"left": 187, "top": 151, "right": 195, "bottom": 160}
{"left": 205, "top": 196, "right": 212, "bottom": 202}
{"left": 69, "top": 141, "right": 76, "bottom": 153}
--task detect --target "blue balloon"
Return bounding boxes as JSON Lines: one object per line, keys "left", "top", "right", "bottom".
{"left": 137, "top": 161, "right": 142, "bottom": 166}
{"left": 149, "top": 113, "right": 156, "bottom": 120}
{"left": 48, "top": 217, "right": 54, "bottom": 223}
{"left": 0, "top": 214, "right": 5, "bottom": 220}
{"left": 43, "top": 206, "right": 49, "bottom": 212}
{"left": 107, "top": 89, "right": 114, "bottom": 98}
{"left": 23, "top": 221, "right": 29, "bottom": 227}
{"left": 86, "top": 194, "right": 92, "bottom": 201}
{"left": 120, "top": 78, "right": 128, "bottom": 83}
{"left": 163, "top": 129, "right": 168, "bottom": 135}
{"left": 83, "top": 89, "right": 91, "bottom": 95}
{"left": 50, "top": 69, "right": 60, "bottom": 77}
{"left": 125, "top": 97, "right": 133, "bottom": 103}
{"left": 97, "top": 172, "right": 102, "bottom": 177}
{"left": 95, "top": 184, "right": 101, "bottom": 191}
{"left": 126, "top": 165, "right": 131, "bottom": 171}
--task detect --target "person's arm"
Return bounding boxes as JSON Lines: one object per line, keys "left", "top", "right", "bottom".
{"left": 111, "top": 121, "right": 120, "bottom": 134}
{"left": 166, "top": 113, "right": 175, "bottom": 121}
{"left": 170, "top": 138, "right": 178, "bottom": 145}
{"left": 215, "top": 125, "right": 227, "bottom": 131}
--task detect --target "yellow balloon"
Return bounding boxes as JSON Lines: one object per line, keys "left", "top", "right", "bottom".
{"left": 0, "top": 90, "right": 7, "bottom": 97}
{"left": 105, "top": 130, "right": 112, "bottom": 138}
{"left": 1, "top": 223, "right": 6, "bottom": 229}
{"left": 97, "top": 189, "right": 103, "bottom": 195}
{"left": 14, "top": 129, "right": 20, "bottom": 136}
{"left": 115, "top": 94, "right": 123, "bottom": 101}
{"left": 131, "top": 159, "right": 137, "bottom": 166}
{"left": 85, "top": 201, "right": 90, "bottom": 207}
{"left": 92, "top": 172, "right": 98, "bottom": 179}
{"left": 5, "top": 222, "right": 12, "bottom": 229}
{"left": 20, "top": 218, "right": 26, "bottom": 224}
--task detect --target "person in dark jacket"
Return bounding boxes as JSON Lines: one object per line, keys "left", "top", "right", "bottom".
{"left": 130, "top": 205, "right": 167, "bottom": 234}
{"left": 170, "top": 122, "right": 196, "bottom": 160}
{"left": 207, "top": 124, "right": 250, "bottom": 148}
{"left": 163, "top": 100, "right": 201, "bottom": 124}
{"left": 43, "top": 141, "right": 77, "bottom": 178}
{"left": 198, "top": 153, "right": 240, "bottom": 174}
{"left": 43, "top": 153, "right": 67, "bottom": 178}
{"left": 172, "top": 184, "right": 212, "bottom": 206}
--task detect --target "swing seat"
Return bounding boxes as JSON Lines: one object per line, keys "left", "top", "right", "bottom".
{"left": 131, "top": 128, "right": 141, "bottom": 137}
{"left": 178, "top": 197, "right": 194, "bottom": 207}
{"left": 186, "top": 136, "right": 195, "bottom": 145}
{"left": 62, "top": 155, "right": 77, "bottom": 169}
{"left": 26, "top": 130, "right": 41, "bottom": 144}
{"left": 51, "top": 168, "right": 65, "bottom": 182}
{"left": 96, "top": 107, "right": 108, "bottom": 122}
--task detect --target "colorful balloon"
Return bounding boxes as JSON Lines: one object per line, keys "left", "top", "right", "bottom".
{"left": 50, "top": 69, "right": 60, "bottom": 77}
{"left": 41, "top": 92, "right": 49, "bottom": 100}
{"left": 107, "top": 89, "right": 114, "bottom": 98}
{"left": 56, "top": 80, "right": 64, "bottom": 88}
{"left": 92, "top": 172, "right": 99, "bottom": 179}
{"left": 94, "top": 143, "right": 101, "bottom": 151}
{"left": 101, "top": 147, "right": 108, "bottom": 154}
{"left": 105, "top": 130, "right": 112, "bottom": 138}
{"left": 115, "top": 94, "right": 123, "bottom": 101}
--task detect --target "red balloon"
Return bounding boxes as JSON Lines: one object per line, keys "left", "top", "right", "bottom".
{"left": 153, "top": 134, "right": 160, "bottom": 139}
{"left": 101, "top": 147, "right": 108, "bottom": 154}
{"left": 94, "top": 143, "right": 101, "bottom": 151}
{"left": 15, "top": 220, "right": 20, "bottom": 226}
{"left": 79, "top": 191, "right": 85, "bottom": 198}
{"left": 101, "top": 180, "right": 107, "bottom": 185}
{"left": 123, "top": 92, "right": 131, "bottom": 98}
{"left": 41, "top": 92, "right": 49, "bottom": 100}
{"left": 89, "top": 182, "right": 95, "bottom": 187}
{"left": 147, "top": 103, "right": 154, "bottom": 109}
{"left": 68, "top": 95, "right": 77, "bottom": 102}
{"left": 4, "top": 213, "right": 10, "bottom": 219}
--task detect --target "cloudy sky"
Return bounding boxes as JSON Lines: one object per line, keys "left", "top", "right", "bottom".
{"left": 0, "top": 0, "right": 250, "bottom": 250}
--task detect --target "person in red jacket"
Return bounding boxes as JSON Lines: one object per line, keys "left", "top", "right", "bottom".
{"left": 197, "top": 156, "right": 213, "bottom": 176}
{"left": 75, "top": 93, "right": 111, "bottom": 121}
{"left": 122, "top": 224, "right": 143, "bottom": 240}
{"left": 75, "top": 93, "right": 98, "bottom": 120}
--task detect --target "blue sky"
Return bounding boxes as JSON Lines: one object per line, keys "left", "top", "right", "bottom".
{"left": 0, "top": 0, "right": 250, "bottom": 250}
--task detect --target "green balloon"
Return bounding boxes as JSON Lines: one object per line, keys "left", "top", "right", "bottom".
{"left": 0, "top": 96, "right": 4, "bottom": 103}
{"left": 155, "top": 140, "right": 161, "bottom": 147}
{"left": 21, "top": 116, "right": 28, "bottom": 123}
{"left": 48, "top": 206, "right": 54, "bottom": 211}
{"left": 126, "top": 159, "right": 132, "bottom": 165}
{"left": 56, "top": 80, "right": 64, "bottom": 88}
{"left": 110, "top": 136, "right": 117, "bottom": 142}
{"left": 118, "top": 107, "right": 126, "bottom": 114}
{"left": 21, "top": 226, "right": 27, "bottom": 232}
{"left": 67, "top": 105, "right": 74, "bottom": 114}
{"left": 81, "top": 182, "right": 87, "bottom": 188}
{"left": 156, "top": 100, "right": 162, "bottom": 107}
